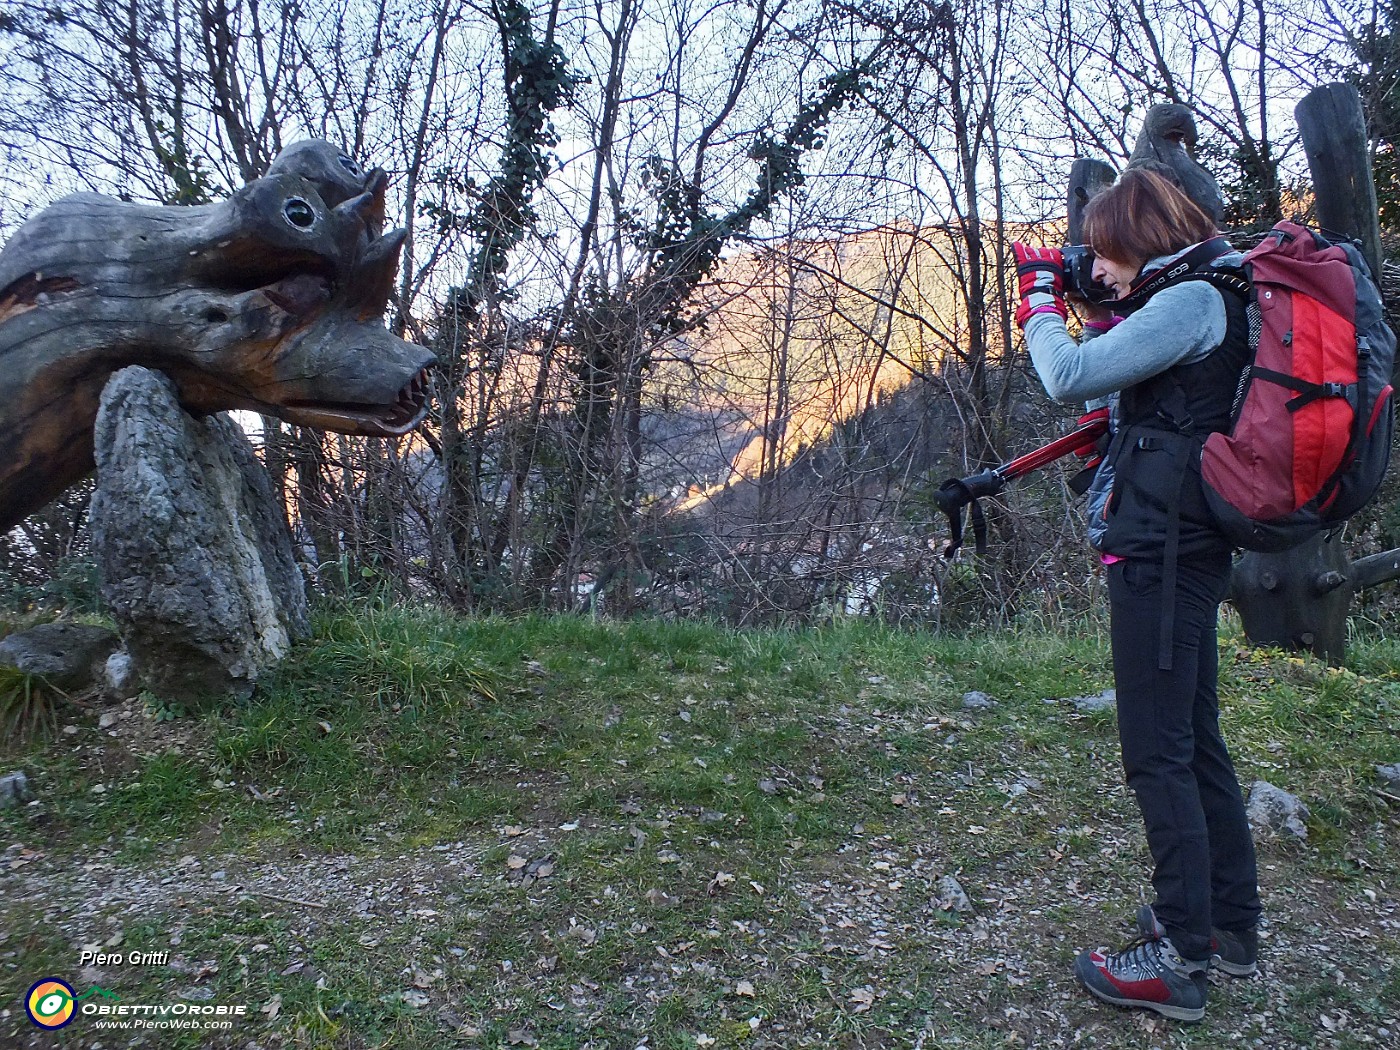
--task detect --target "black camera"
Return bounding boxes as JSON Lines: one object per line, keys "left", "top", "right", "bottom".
{"left": 1061, "top": 245, "right": 1115, "bottom": 304}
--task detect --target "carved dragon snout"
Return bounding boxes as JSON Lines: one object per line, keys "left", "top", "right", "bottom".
{"left": 0, "top": 140, "right": 436, "bottom": 531}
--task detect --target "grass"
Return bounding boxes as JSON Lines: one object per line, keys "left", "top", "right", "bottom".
{"left": 0, "top": 664, "right": 62, "bottom": 743}
{"left": 1, "top": 600, "right": 1397, "bottom": 1048}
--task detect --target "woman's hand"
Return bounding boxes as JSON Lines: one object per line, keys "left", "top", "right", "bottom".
{"left": 1012, "top": 243, "right": 1067, "bottom": 328}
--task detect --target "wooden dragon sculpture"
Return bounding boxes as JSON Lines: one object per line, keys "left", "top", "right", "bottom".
{"left": 0, "top": 140, "right": 435, "bottom": 532}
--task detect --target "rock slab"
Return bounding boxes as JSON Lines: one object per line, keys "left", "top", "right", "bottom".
{"left": 90, "top": 367, "right": 309, "bottom": 702}
{"left": 0, "top": 622, "right": 120, "bottom": 691}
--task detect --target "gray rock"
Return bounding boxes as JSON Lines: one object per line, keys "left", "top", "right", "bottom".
{"left": 961, "top": 691, "right": 996, "bottom": 711}
{"left": 101, "top": 650, "right": 140, "bottom": 700}
{"left": 935, "top": 874, "right": 973, "bottom": 914}
{"left": 89, "top": 367, "right": 309, "bottom": 704}
{"left": 0, "top": 622, "right": 121, "bottom": 692}
{"left": 0, "top": 770, "right": 32, "bottom": 808}
{"left": 1071, "top": 689, "right": 1116, "bottom": 714}
{"left": 1246, "top": 780, "right": 1310, "bottom": 840}
{"left": 1376, "top": 764, "right": 1400, "bottom": 790}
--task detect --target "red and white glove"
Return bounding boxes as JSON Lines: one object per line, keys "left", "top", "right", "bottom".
{"left": 1012, "top": 242, "right": 1067, "bottom": 328}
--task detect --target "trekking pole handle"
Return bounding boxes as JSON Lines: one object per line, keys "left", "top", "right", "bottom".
{"left": 934, "top": 413, "right": 1111, "bottom": 558}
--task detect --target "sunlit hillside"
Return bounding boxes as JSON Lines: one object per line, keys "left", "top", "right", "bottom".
{"left": 654, "top": 223, "right": 1023, "bottom": 511}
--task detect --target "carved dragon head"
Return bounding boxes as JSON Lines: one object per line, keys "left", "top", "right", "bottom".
{"left": 0, "top": 140, "right": 436, "bottom": 529}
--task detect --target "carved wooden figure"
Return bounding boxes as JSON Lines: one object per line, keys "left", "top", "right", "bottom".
{"left": 0, "top": 140, "right": 435, "bottom": 532}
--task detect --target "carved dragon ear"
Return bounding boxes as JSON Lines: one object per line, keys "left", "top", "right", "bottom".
{"left": 360, "top": 167, "right": 389, "bottom": 237}
{"left": 328, "top": 168, "right": 389, "bottom": 261}
{"left": 345, "top": 228, "right": 406, "bottom": 318}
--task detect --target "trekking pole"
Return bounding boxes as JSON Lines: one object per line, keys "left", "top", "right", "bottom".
{"left": 934, "top": 412, "right": 1110, "bottom": 557}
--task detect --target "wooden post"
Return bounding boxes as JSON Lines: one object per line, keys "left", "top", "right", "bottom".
{"left": 1295, "top": 82, "right": 1385, "bottom": 277}
{"left": 1067, "top": 159, "right": 1116, "bottom": 244}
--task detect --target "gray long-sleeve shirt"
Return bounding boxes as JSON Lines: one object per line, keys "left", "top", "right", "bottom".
{"left": 1024, "top": 249, "right": 1240, "bottom": 406}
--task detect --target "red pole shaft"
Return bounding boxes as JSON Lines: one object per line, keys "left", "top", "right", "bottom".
{"left": 996, "top": 417, "right": 1109, "bottom": 481}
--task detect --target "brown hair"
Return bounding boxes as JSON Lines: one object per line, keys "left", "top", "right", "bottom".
{"left": 1082, "top": 167, "right": 1217, "bottom": 267}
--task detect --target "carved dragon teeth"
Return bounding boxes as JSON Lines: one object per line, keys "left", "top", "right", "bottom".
{"left": 390, "top": 366, "right": 432, "bottom": 418}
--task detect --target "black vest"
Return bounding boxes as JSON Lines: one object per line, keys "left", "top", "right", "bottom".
{"left": 1098, "top": 271, "right": 1250, "bottom": 563}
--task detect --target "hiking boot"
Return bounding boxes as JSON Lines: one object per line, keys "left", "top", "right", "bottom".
{"left": 1135, "top": 904, "right": 1258, "bottom": 977}
{"left": 1074, "top": 935, "right": 1209, "bottom": 1022}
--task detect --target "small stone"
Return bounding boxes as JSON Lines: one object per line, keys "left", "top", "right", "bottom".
{"left": 0, "top": 771, "right": 32, "bottom": 808}
{"left": 1070, "top": 689, "right": 1116, "bottom": 714}
{"left": 961, "top": 691, "right": 996, "bottom": 711}
{"left": 99, "top": 712, "right": 119, "bottom": 730}
{"left": 935, "top": 874, "right": 974, "bottom": 914}
{"left": 101, "top": 650, "right": 140, "bottom": 700}
{"left": 1246, "top": 780, "right": 1310, "bottom": 839}
{"left": 1376, "top": 764, "right": 1400, "bottom": 790}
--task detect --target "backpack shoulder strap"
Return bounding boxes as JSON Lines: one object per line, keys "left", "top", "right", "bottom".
{"left": 1115, "top": 237, "right": 1244, "bottom": 313}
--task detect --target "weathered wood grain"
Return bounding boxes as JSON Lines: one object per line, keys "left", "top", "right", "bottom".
{"left": 0, "top": 140, "right": 435, "bottom": 531}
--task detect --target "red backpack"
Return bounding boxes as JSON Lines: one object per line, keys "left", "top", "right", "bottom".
{"left": 1192, "top": 222, "right": 1395, "bottom": 551}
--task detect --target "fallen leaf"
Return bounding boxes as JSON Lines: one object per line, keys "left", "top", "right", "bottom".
{"left": 261, "top": 994, "right": 282, "bottom": 1020}
{"left": 849, "top": 986, "right": 875, "bottom": 1013}
{"left": 735, "top": 980, "right": 756, "bottom": 997}
{"left": 707, "top": 871, "right": 735, "bottom": 895}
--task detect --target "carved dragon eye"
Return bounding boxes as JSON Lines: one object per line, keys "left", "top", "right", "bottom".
{"left": 338, "top": 154, "right": 361, "bottom": 177}
{"left": 283, "top": 196, "right": 318, "bottom": 230}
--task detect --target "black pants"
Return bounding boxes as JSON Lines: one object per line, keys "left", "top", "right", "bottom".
{"left": 1108, "top": 554, "right": 1262, "bottom": 960}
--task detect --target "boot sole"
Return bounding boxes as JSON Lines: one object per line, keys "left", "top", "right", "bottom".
{"left": 1211, "top": 956, "right": 1258, "bottom": 977}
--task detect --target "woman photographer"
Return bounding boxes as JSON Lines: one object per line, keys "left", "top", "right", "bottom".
{"left": 1012, "top": 167, "right": 1261, "bottom": 1022}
